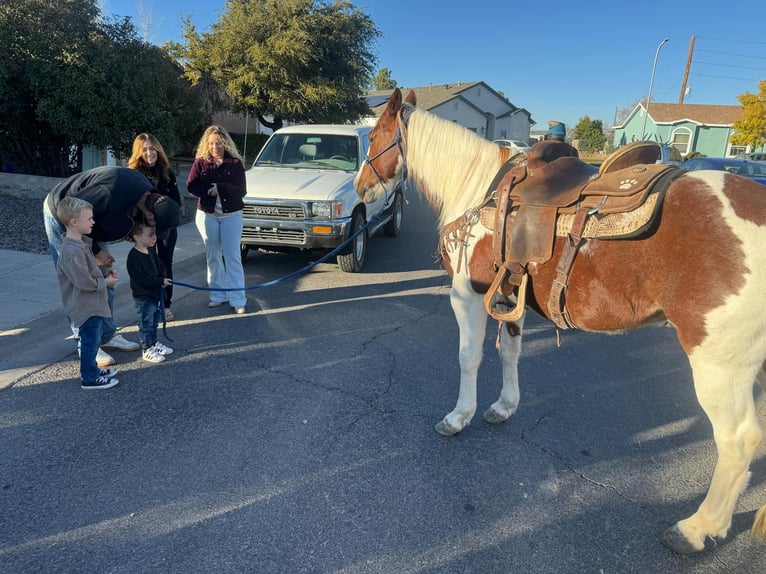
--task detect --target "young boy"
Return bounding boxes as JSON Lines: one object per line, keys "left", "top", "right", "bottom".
{"left": 55, "top": 197, "right": 120, "bottom": 389}
{"left": 126, "top": 221, "right": 174, "bottom": 363}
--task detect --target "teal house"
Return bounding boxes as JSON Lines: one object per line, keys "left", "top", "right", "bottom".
{"left": 613, "top": 103, "right": 764, "bottom": 158}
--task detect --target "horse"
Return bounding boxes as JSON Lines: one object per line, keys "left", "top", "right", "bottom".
{"left": 354, "top": 87, "right": 766, "bottom": 555}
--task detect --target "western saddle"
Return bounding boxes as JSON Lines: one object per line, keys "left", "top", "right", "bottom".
{"left": 481, "top": 140, "right": 681, "bottom": 329}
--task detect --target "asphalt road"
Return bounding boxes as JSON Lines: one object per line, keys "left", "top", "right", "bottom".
{"left": 2, "top": 193, "right": 765, "bottom": 573}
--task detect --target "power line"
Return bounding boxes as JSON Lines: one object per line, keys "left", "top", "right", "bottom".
{"left": 695, "top": 35, "right": 766, "bottom": 47}
{"left": 691, "top": 72, "right": 762, "bottom": 83}
{"left": 695, "top": 48, "right": 766, "bottom": 62}
{"left": 693, "top": 60, "right": 766, "bottom": 73}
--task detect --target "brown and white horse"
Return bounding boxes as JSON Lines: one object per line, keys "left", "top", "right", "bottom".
{"left": 355, "top": 88, "right": 766, "bottom": 554}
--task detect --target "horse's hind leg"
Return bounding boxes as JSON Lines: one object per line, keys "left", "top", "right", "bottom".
{"left": 661, "top": 357, "right": 763, "bottom": 554}
{"left": 483, "top": 316, "right": 524, "bottom": 425}
{"left": 435, "top": 280, "right": 488, "bottom": 437}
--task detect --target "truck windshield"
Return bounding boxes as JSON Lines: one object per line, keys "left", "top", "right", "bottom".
{"left": 254, "top": 134, "right": 359, "bottom": 171}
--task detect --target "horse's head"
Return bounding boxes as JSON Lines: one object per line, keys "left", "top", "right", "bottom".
{"left": 354, "top": 88, "right": 415, "bottom": 204}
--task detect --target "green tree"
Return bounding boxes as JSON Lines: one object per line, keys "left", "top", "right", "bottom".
{"left": 730, "top": 80, "right": 766, "bottom": 149}
{"left": 371, "top": 68, "right": 397, "bottom": 91}
{"left": 573, "top": 116, "right": 606, "bottom": 152}
{"left": 171, "top": 0, "right": 380, "bottom": 131}
{"left": 0, "top": 0, "right": 205, "bottom": 175}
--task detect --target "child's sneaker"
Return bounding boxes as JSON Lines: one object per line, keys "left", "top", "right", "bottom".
{"left": 142, "top": 346, "right": 165, "bottom": 363}
{"left": 99, "top": 367, "right": 118, "bottom": 378}
{"left": 152, "top": 341, "right": 174, "bottom": 356}
{"left": 81, "top": 375, "right": 119, "bottom": 390}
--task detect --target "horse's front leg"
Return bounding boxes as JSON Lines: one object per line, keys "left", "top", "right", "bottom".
{"left": 435, "top": 279, "right": 488, "bottom": 436}
{"left": 483, "top": 315, "right": 524, "bottom": 425}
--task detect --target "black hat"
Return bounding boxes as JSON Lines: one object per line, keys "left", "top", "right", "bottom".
{"left": 146, "top": 193, "right": 181, "bottom": 240}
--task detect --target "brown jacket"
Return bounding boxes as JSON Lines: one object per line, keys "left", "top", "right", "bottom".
{"left": 56, "top": 236, "right": 111, "bottom": 328}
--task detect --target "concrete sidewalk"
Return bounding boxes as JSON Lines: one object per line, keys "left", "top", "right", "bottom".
{"left": 0, "top": 221, "right": 207, "bottom": 390}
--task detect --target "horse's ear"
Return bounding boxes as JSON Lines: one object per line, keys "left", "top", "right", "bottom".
{"left": 385, "top": 88, "right": 402, "bottom": 117}
{"left": 405, "top": 89, "right": 417, "bottom": 106}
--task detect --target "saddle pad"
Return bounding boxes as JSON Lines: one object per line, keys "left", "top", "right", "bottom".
{"left": 480, "top": 190, "right": 661, "bottom": 240}
{"left": 556, "top": 191, "right": 660, "bottom": 239}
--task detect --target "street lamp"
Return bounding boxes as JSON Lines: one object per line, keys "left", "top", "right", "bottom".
{"left": 640, "top": 38, "right": 669, "bottom": 140}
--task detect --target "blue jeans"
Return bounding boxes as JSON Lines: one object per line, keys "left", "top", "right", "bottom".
{"left": 79, "top": 315, "right": 104, "bottom": 382}
{"left": 157, "top": 228, "right": 177, "bottom": 308}
{"left": 133, "top": 297, "right": 160, "bottom": 350}
{"left": 43, "top": 202, "right": 116, "bottom": 348}
{"left": 195, "top": 209, "right": 246, "bottom": 307}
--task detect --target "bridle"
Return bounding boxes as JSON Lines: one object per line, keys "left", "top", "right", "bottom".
{"left": 361, "top": 103, "right": 415, "bottom": 205}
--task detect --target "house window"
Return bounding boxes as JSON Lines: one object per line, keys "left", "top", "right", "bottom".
{"left": 670, "top": 129, "right": 691, "bottom": 154}
{"left": 729, "top": 145, "right": 747, "bottom": 157}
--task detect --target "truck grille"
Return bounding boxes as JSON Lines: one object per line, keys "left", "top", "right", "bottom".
{"left": 242, "top": 203, "right": 305, "bottom": 219}
{"left": 241, "top": 227, "right": 306, "bottom": 246}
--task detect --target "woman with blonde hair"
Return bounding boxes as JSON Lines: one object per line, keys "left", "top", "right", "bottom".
{"left": 186, "top": 125, "right": 247, "bottom": 314}
{"left": 128, "top": 133, "right": 182, "bottom": 320}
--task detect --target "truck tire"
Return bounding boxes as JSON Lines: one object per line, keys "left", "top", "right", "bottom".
{"left": 337, "top": 211, "right": 366, "bottom": 273}
{"left": 383, "top": 191, "right": 403, "bottom": 237}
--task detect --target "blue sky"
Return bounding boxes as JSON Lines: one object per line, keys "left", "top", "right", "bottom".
{"left": 103, "top": 0, "right": 766, "bottom": 130}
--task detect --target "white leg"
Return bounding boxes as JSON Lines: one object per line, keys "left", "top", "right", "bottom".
{"left": 435, "top": 277, "right": 488, "bottom": 436}
{"left": 483, "top": 314, "right": 524, "bottom": 425}
{"left": 662, "top": 357, "right": 763, "bottom": 554}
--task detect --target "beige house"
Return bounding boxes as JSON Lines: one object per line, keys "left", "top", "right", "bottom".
{"left": 364, "top": 81, "right": 535, "bottom": 143}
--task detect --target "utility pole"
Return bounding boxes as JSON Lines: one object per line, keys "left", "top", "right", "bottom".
{"left": 679, "top": 36, "right": 696, "bottom": 104}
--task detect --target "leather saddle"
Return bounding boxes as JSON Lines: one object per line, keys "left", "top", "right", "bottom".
{"left": 484, "top": 140, "right": 680, "bottom": 328}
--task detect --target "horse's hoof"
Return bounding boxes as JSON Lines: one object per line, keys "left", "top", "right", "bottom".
{"left": 435, "top": 419, "right": 461, "bottom": 437}
{"left": 482, "top": 407, "right": 510, "bottom": 425}
{"left": 660, "top": 525, "right": 703, "bottom": 555}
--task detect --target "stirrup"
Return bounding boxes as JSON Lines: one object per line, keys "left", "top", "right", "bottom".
{"left": 483, "top": 268, "right": 528, "bottom": 322}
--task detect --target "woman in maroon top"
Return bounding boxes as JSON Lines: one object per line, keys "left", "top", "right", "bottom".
{"left": 186, "top": 125, "right": 248, "bottom": 314}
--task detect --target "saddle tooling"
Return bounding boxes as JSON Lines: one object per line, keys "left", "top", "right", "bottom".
{"left": 459, "top": 141, "right": 680, "bottom": 329}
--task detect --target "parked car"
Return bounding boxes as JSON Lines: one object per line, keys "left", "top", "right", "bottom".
{"left": 492, "top": 139, "right": 532, "bottom": 155}
{"left": 679, "top": 157, "right": 766, "bottom": 186}
{"left": 240, "top": 124, "right": 403, "bottom": 272}
{"left": 737, "top": 152, "right": 766, "bottom": 162}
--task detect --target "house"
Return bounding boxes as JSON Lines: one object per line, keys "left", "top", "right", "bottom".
{"left": 364, "top": 81, "right": 535, "bottom": 143}
{"left": 613, "top": 102, "right": 765, "bottom": 158}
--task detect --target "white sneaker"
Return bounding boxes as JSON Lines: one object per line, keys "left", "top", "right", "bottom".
{"left": 152, "top": 341, "right": 174, "bottom": 356}
{"left": 102, "top": 334, "right": 140, "bottom": 352}
{"left": 78, "top": 348, "right": 116, "bottom": 367}
{"left": 96, "top": 349, "right": 116, "bottom": 367}
{"left": 142, "top": 347, "right": 165, "bottom": 363}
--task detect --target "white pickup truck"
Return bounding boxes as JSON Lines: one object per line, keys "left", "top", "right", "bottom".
{"left": 240, "top": 124, "right": 403, "bottom": 272}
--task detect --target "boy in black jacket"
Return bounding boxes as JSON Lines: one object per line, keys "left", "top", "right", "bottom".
{"left": 126, "top": 221, "right": 174, "bottom": 363}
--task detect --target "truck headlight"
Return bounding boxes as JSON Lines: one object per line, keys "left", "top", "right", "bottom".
{"left": 310, "top": 202, "right": 332, "bottom": 218}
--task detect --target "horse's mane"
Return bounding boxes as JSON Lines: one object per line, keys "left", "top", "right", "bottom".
{"left": 405, "top": 110, "right": 502, "bottom": 227}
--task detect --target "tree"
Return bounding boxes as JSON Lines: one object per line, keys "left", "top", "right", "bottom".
{"left": 172, "top": 0, "right": 381, "bottom": 131}
{"left": 730, "top": 80, "right": 766, "bottom": 149}
{"left": 371, "top": 68, "right": 397, "bottom": 91}
{"left": 614, "top": 101, "right": 639, "bottom": 126}
{"left": 0, "top": 0, "right": 205, "bottom": 175}
{"left": 573, "top": 116, "right": 606, "bottom": 152}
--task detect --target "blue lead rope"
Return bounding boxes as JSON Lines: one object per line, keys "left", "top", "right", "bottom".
{"left": 156, "top": 206, "right": 393, "bottom": 342}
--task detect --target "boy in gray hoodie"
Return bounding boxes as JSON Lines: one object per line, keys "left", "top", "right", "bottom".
{"left": 55, "top": 197, "right": 120, "bottom": 389}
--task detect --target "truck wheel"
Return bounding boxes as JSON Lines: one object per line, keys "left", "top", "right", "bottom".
{"left": 383, "top": 191, "right": 403, "bottom": 237}
{"left": 240, "top": 244, "right": 249, "bottom": 263}
{"left": 338, "top": 211, "right": 366, "bottom": 273}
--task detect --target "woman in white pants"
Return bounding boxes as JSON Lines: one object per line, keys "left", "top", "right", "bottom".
{"left": 186, "top": 125, "right": 247, "bottom": 314}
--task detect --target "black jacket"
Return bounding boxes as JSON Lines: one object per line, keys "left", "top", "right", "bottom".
{"left": 126, "top": 246, "right": 167, "bottom": 301}
{"left": 46, "top": 166, "right": 156, "bottom": 246}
